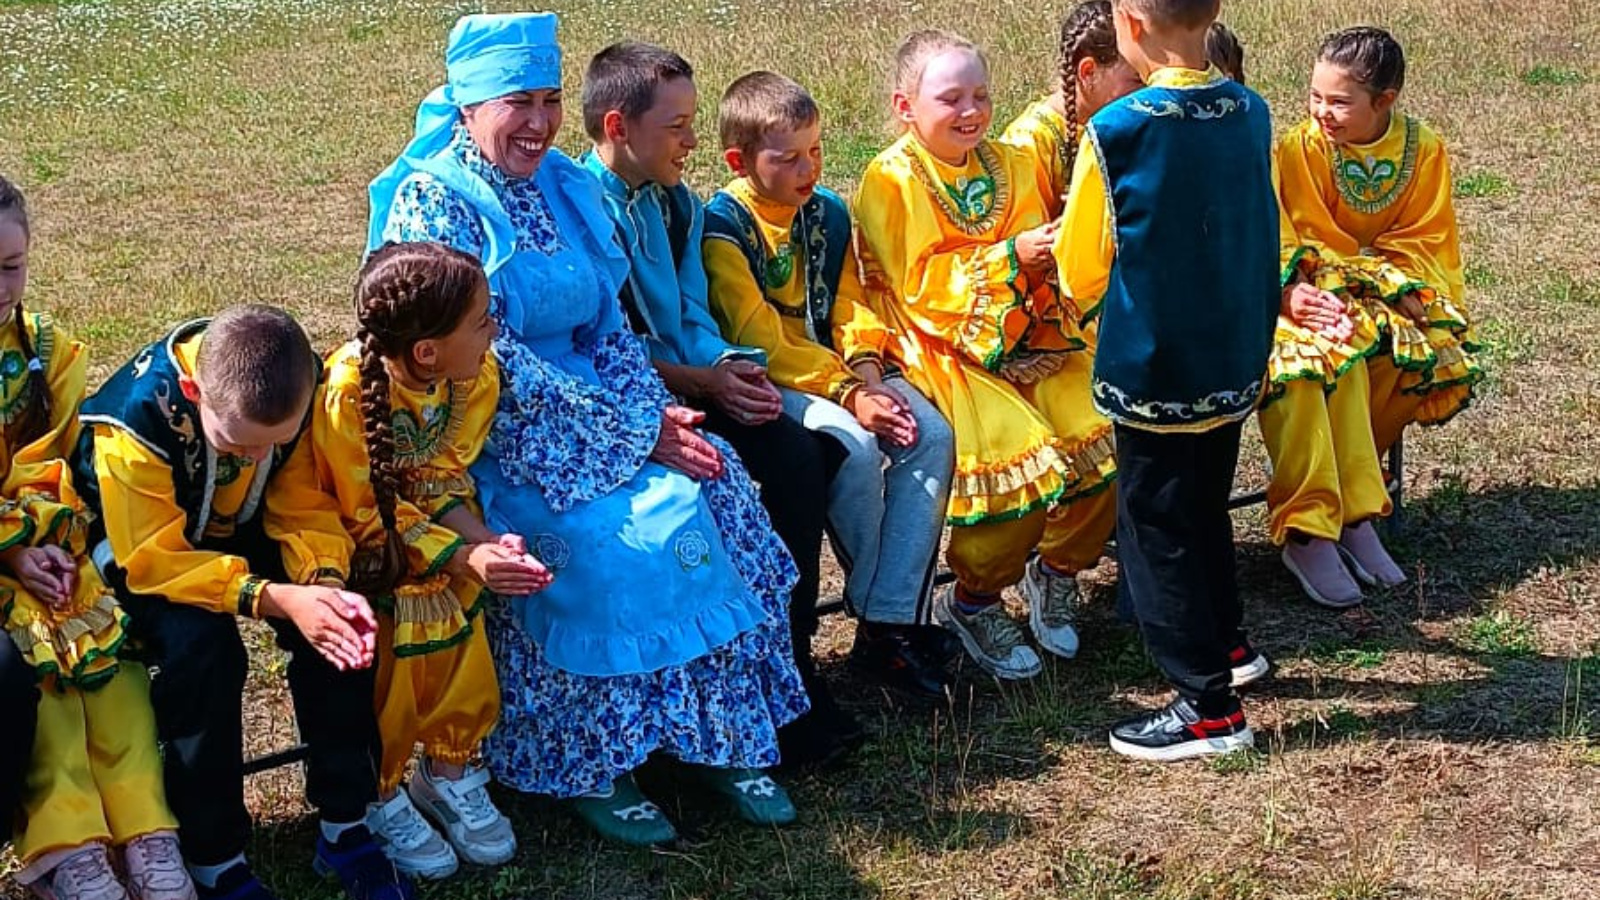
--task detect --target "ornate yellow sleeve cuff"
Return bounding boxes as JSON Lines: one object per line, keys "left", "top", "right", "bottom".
{"left": 236, "top": 576, "right": 268, "bottom": 619}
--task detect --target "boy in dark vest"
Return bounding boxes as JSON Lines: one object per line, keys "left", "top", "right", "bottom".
{"left": 1055, "top": 0, "right": 1278, "bottom": 760}
{"left": 74, "top": 305, "right": 414, "bottom": 900}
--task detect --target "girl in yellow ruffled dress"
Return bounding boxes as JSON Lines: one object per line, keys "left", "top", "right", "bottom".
{"left": 1270, "top": 26, "right": 1480, "bottom": 606}
{"left": 1, "top": 176, "right": 194, "bottom": 900}
{"left": 855, "top": 30, "right": 1115, "bottom": 681}
{"left": 268, "top": 242, "right": 549, "bottom": 882}
{"left": 999, "top": 0, "right": 1142, "bottom": 220}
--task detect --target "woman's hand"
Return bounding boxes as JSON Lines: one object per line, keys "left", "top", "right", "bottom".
{"left": 1013, "top": 221, "right": 1061, "bottom": 273}
{"left": 0, "top": 545, "right": 76, "bottom": 609}
{"left": 707, "top": 359, "right": 782, "bottom": 425}
{"left": 651, "top": 405, "right": 724, "bottom": 480}
{"left": 849, "top": 385, "right": 917, "bottom": 447}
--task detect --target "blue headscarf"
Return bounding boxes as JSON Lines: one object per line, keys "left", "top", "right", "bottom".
{"left": 366, "top": 12, "right": 566, "bottom": 265}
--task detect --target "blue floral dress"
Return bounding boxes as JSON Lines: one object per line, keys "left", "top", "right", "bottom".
{"left": 373, "top": 125, "right": 808, "bottom": 797}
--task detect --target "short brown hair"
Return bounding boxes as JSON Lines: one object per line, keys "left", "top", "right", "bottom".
{"left": 1115, "top": 0, "right": 1220, "bottom": 32}
{"left": 581, "top": 41, "right": 693, "bottom": 142}
{"left": 195, "top": 304, "right": 316, "bottom": 426}
{"left": 719, "top": 71, "right": 819, "bottom": 154}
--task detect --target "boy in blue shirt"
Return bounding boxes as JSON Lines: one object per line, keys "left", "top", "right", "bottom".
{"left": 1056, "top": 0, "right": 1277, "bottom": 761}
{"left": 579, "top": 42, "right": 861, "bottom": 768}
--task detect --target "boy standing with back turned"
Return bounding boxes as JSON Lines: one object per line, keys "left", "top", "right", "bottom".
{"left": 1055, "top": 0, "right": 1278, "bottom": 761}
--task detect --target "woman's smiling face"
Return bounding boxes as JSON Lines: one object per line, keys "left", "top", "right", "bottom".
{"left": 462, "top": 88, "right": 565, "bottom": 178}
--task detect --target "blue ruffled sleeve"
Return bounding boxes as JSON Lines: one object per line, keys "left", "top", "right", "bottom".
{"left": 485, "top": 335, "right": 664, "bottom": 514}
{"left": 381, "top": 174, "right": 488, "bottom": 258}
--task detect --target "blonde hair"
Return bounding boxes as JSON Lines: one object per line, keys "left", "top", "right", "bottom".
{"left": 719, "top": 71, "right": 819, "bottom": 154}
{"left": 890, "top": 29, "right": 989, "bottom": 132}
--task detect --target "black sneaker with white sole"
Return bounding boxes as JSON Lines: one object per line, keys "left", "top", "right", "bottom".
{"left": 1228, "top": 642, "right": 1272, "bottom": 688}
{"left": 1108, "top": 696, "right": 1254, "bottom": 762}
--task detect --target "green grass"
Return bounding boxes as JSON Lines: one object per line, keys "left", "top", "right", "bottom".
{"left": 3, "top": 0, "right": 1600, "bottom": 898}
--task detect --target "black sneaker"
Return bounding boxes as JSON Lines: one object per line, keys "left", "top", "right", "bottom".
{"left": 908, "top": 623, "right": 963, "bottom": 669}
{"left": 1228, "top": 641, "right": 1272, "bottom": 688}
{"left": 1108, "top": 696, "right": 1254, "bottom": 762}
{"left": 850, "top": 624, "right": 953, "bottom": 698}
{"left": 314, "top": 824, "right": 417, "bottom": 900}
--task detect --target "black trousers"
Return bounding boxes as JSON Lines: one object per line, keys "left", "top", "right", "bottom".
{"left": 1114, "top": 421, "right": 1246, "bottom": 715}
{"left": 1, "top": 631, "right": 39, "bottom": 844}
{"left": 120, "top": 593, "right": 381, "bottom": 865}
{"left": 696, "top": 404, "right": 842, "bottom": 642}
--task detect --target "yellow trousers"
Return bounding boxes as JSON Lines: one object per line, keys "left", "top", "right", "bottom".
{"left": 1259, "top": 366, "right": 1391, "bottom": 546}
{"left": 375, "top": 618, "right": 500, "bottom": 794}
{"left": 1367, "top": 355, "right": 1425, "bottom": 455}
{"left": 17, "top": 664, "right": 174, "bottom": 864}
{"left": 946, "top": 352, "right": 1118, "bottom": 594}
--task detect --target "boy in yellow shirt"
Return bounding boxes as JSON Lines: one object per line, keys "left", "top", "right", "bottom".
{"left": 73, "top": 306, "right": 415, "bottom": 900}
{"left": 703, "top": 71, "right": 957, "bottom": 697}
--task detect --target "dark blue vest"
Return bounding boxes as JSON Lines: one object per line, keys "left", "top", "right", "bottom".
{"left": 1087, "top": 78, "right": 1278, "bottom": 431}
{"left": 703, "top": 186, "right": 852, "bottom": 352}
{"left": 73, "top": 320, "right": 312, "bottom": 586}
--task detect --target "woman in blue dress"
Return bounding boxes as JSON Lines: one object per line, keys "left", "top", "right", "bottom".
{"left": 365, "top": 12, "right": 808, "bottom": 848}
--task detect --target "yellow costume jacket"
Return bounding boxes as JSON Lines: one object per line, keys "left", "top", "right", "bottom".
{"left": 268, "top": 342, "right": 499, "bottom": 657}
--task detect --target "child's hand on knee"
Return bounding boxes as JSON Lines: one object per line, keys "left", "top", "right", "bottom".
{"left": 849, "top": 385, "right": 918, "bottom": 447}
{"left": 0, "top": 544, "right": 75, "bottom": 608}
{"left": 1282, "top": 282, "right": 1345, "bottom": 331}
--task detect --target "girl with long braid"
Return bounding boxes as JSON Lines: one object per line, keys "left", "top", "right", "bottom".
{"left": 1, "top": 175, "right": 195, "bottom": 900}
{"left": 999, "top": 0, "right": 1142, "bottom": 218}
{"left": 267, "top": 241, "right": 549, "bottom": 882}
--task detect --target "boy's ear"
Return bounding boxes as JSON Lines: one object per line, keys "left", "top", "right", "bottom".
{"left": 892, "top": 90, "right": 915, "bottom": 126}
{"left": 178, "top": 374, "right": 201, "bottom": 404}
{"left": 602, "top": 109, "right": 628, "bottom": 144}
{"left": 723, "top": 146, "right": 746, "bottom": 176}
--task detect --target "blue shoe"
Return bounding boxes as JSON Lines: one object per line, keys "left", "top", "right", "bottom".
{"left": 313, "top": 825, "right": 417, "bottom": 900}
{"left": 195, "top": 862, "right": 277, "bottom": 900}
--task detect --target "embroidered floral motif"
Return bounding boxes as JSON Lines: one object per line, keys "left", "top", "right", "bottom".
{"left": 0, "top": 350, "right": 32, "bottom": 426}
{"left": 908, "top": 142, "right": 1011, "bottom": 236}
{"left": 1129, "top": 95, "right": 1248, "bottom": 120}
{"left": 673, "top": 531, "right": 711, "bottom": 571}
{"left": 392, "top": 380, "right": 471, "bottom": 468}
{"left": 213, "top": 453, "right": 246, "bottom": 487}
{"left": 532, "top": 533, "right": 571, "bottom": 570}
{"left": 1092, "top": 378, "right": 1263, "bottom": 429}
{"left": 1333, "top": 116, "right": 1419, "bottom": 215}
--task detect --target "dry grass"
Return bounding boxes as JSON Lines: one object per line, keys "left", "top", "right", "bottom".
{"left": 2, "top": 0, "right": 1599, "bottom": 897}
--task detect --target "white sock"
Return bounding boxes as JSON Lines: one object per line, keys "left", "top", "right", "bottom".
{"left": 189, "top": 854, "right": 246, "bottom": 889}
{"left": 319, "top": 818, "right": 364, "bottom": 844}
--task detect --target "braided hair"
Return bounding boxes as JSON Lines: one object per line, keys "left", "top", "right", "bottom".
{"left": 1056, "top": 1, "right": 1119, "bottom": 175}
{"left": 351, "top": 241, "right": 489, "bottom": 595}
{"left": 0, "top": 175, "right": 51, "bottom": 449}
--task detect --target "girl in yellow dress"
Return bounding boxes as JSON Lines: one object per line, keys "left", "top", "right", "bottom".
{"left": 998, "top": 0, "right": 1142, "bottom": 219}
{"left": 1271, "top": 26, "right": 1480, "bottom": 606}
{"left": 854, "top": 30, "right": 1115, "bottom": 680}
{"left": 268, "top": 242, "right": 549, "bottom": 881}
{"left": 1, "top": 176, "right": 194, "bottom": 900}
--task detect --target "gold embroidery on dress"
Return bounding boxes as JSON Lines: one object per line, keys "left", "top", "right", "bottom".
{"left": 908, "top": 142, "right": 1011, "bottom": 236}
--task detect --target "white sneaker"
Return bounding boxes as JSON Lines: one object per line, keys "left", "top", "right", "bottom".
{"left": 409, "top": 763, "right": 517, "bottom": 867}
{"left": 122, "top": 833, "right": 195, "bottom": 900}
{"left": 934, "top": 586, "right": 1042, "bottom": 680}
{"left": 30, "top": 844, "right": 127, "bottom": 900}
{"left": 1020, "top": 556, "right": 1082, "bottom": 659}
{"left": 366, "top": 788, "right": 459, "bottom": 880}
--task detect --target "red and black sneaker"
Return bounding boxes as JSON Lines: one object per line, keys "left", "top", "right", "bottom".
{"left": 1108, "top": 696, "right": 1254, "bottom": 762}
{"left": 1229, "top": 641, "right": 1273, "bottom": 688}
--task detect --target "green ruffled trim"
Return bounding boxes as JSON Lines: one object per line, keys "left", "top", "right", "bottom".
{"left": 1281, "top": 246, "right": 1318, "bottom": 287}
{"left": 1398, "top": 359, "right": 1485, "bottom": 397}
{"left": 420, "top": 534, "right": 466, "bottom": 578}
{"left": 0, "top": 518, "right": 36, "bottom": 552}
{"left": 1376, "top": 279, "right": 1431, "bottom": 305}
{"left": 979, "top": 237, "right": 1034, "bottom": 372}
{"left": 946, "top": 479, "right": 1068, "bottom": 527}
{"left": 384, "top": 591, "right": 488, "bottom": 660}
{"left": 1077, "top": 299, "right": 1103, "bottom": 330}
{"left": 10, "top": 605, "right": 132, "bottom": 692}
{"left": 1257, "top": 338, "right": 1384, "bottom": 409}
